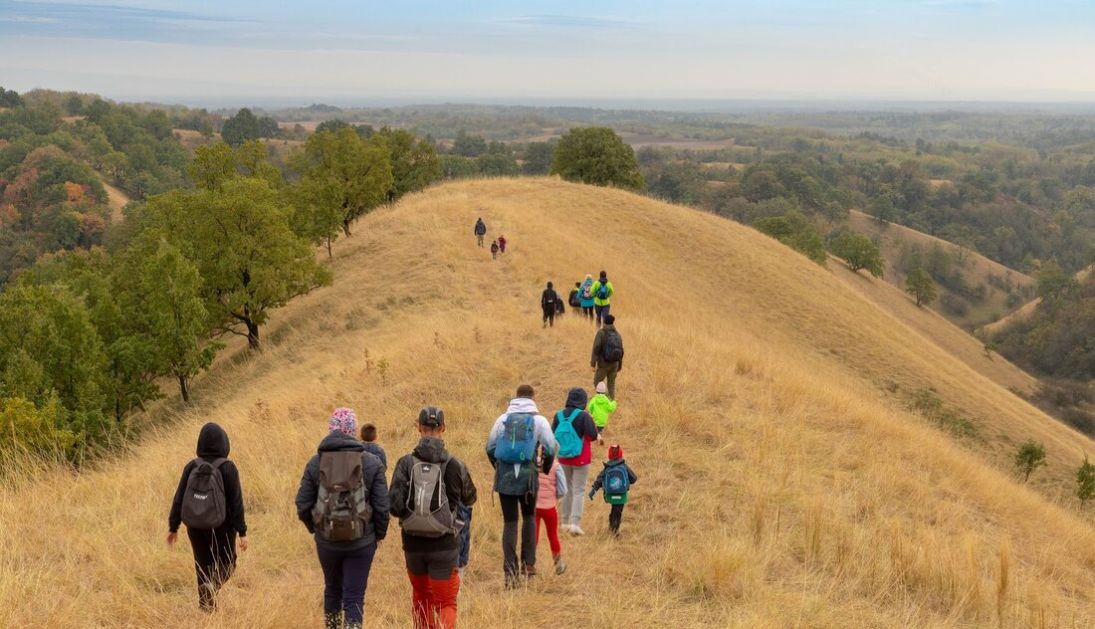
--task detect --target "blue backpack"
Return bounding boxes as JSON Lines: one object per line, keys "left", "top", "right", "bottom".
{"left": 596, "top": 282, "right": 609, "bottom": 300}
{"left": 604, "top": 465, "right": 630, "bottom": 495}
{"left": 554, "top": 409, "right": 583, "bottom": 458}
{"left": 495, "top": 413, "right": 537, "bottom": 464}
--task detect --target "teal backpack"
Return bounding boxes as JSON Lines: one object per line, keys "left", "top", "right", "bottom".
{"left": 604, "top": 465, "right": 630, "bottom": 495}
{"left": 554, "top": 409, "right": 583, "bottom": 458}
{"left": 495, "top": 413, "right": 537, "bottom": 464}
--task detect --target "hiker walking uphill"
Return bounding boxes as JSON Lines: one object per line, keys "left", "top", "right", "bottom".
{"left": 588, "top": 381, "right": 618, "bottom": 434}
{"left": 588, "top": 445, "right": 638, "bottom": 538}
{"left": 541, "top": 281, "right": 560, "bottom": 328}
{"left": 579, "top": 274, "right": 596, "bottom": 321}
{"left": 167, "top": 422, "right": 248, "bottom": 612}
{"left": 389, "top": 407, "right": 477, "bottom": 629}
{"left": 490, "top": 240, "right": 499, "bottom": 260}
{"left": 295, "top": 409, "right": 390, "bottom": 629}
{"left": 591, "top": 314, "right": 624, "bottom": 400}
{"left": 591, "top": 271, "right": 614, "bottom": 326}
{"left": 474, "top": 218, "right": 486, "bottom": 247}
{"left": 486, "top": 384, "right": 558, "bottom": 588}
{"left": 552, "top": 387, "right": 604, "bottom": 536}
{"left": 359, "top": 423, "right": 387, "bottom": 469}
{"left": 497, "top": 235, "right": 507, "bottom": 254}
{"left": 535, "top": 452, "right": 568, "bottom": 574}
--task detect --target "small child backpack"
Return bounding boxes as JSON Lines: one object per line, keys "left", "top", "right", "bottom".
{"left": 604, "top": 465, "right": 630, "bottom": 495}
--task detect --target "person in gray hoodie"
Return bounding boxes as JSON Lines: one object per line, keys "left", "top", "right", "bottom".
{"left": 486, "top": 384, "right": 558, "bottom": 588}
{"left": 295, "top": 408, "right": 390, "bottom": 629}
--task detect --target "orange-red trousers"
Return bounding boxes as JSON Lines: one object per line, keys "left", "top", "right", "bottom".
{"left": 408, "top": 569, "right": 460, "bottom": 629}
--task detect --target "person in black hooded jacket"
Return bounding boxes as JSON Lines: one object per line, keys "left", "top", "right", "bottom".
{"left": 167, "top": 422, "right": 248, "bottom": 611}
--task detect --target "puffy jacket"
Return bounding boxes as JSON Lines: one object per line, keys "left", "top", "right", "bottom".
{"left": 579, "top": 279, "right": 595, "bottom": 308}
{"left": 362, "top": 442, "right": 387, "bottom": 469}
{"left": 587, "top": 394, "right": 617, "bottom": 429}
{"left": 389, "top": 436, "right": 477, "bottom": 552}
{"left": 590, "top": 459, "right": 638, "bottom": 505}
{"left": 536, "top": 460, "right": 567, "bottom": 510}
{"left": 474, "top": 220, "right": 486, "bottom": 235}
{"left": 552, "top": 387, "right": 600, "bottom": 467}
{"left": 591, "top": 280, "right": 614, "bottom": 306}
{"left": 168, "top": 422, "right": 247, "bottom": 536}
{"left": 295, "top": 432, "right": 391, "bottom": 550}
{"left": 486, "top": 398, "right": 557, "bottom": 496}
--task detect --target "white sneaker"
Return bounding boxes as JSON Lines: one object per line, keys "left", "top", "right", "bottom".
{"left": 570, "top": 525, "right": 585, "bottom": 536}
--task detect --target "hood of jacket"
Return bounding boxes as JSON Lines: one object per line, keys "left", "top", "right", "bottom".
{"left": 565, "top": 387, "right": 589, "bottom": 410}
{"left": 602, "top": 323, "right": 617, "bottom": 333}
{"left": 317, "top": 431, "right": 365, "bottom": 453}
{"left": 196, "top": 422, "right": 230, "bottom": 458}
{"left": 412, "top": 436, "right": 450, "bottom": 463}
{"left": 604, "top": 458, "right": 626, "bottom": 469}
{"left": 506, "top": 397, "right": 540, "bottom": 415}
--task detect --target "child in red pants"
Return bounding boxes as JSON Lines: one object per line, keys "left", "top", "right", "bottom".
{"left": 535, "top": 455, "right": 568, "bottom": 574}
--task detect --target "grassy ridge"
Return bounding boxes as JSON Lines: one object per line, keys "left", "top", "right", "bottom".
{"left": 1, "top": 178, "right": 1093, "bottom": 627}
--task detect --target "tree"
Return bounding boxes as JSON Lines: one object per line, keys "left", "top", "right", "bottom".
{"left": 315, "top": 119, "right": 374, "bottom": 138}
{"left": 374, "top": 127, "right": 441, "bottom": 201}
{"left": 551, "top": 127, "right": 643, "bottom": 190}
{"left": 905, "top": 268, "right": 938, "bottom": 307}
{"left": 290, "top": 127, "right": 393, "bottom": 244}
{"left": 831, "top": 232, "right": 885, "bottom": 278}
{"left": 452, "top": 130, "right": 487, "bottom": 157}
{"left": 0, "top": 86, "right": 22, "bottom": 108}
{"left": 0, "top": 396, "right": 73, "bottom": 457}
{"left": 139, "top": 178, "right": 331, "bottom": 349}
{"left": 1078, "top": 456, "right": 1095, "bottom": 508}
{"left": 1037, "top": 260, "right": 1077, "bottom": 302}
{"left": 1013, "top": 440, "right": 1046, "bottom": 482}
{"left": 522, "top": 142, "right": 555, "bottom": 175}
{"left": 753, "top": 211, "right": 827, "bottom": 265}
{"left": 188, "top": 143, "right": 237, "bottom": 190}
{"left": 476, "top": 152, "right": 519, "bottom": 176}
{"left": 220, "top": 108, "right": 279, "bottom": 146}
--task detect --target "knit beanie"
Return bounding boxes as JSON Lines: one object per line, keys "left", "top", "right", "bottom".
{"left": 329, "top": 407, "right": 358, "bottom": 436}
{"left": 608, "top": 444, "right": 623, "bottom": 460}
{"left": 596, "top": 381, "right": 607, "bottom": 394}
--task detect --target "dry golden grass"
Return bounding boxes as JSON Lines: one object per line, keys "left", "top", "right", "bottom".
{"left": 97, "top": 176, "right": 131, "bottom": 225}
{"left": 2, "top": 178, "right": 1094, "bottom": 628}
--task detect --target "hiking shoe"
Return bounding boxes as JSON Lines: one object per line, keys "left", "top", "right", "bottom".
{"left": 554, "top": 555, "right": 567, "bottom": 575}
{"left": 522, "top": 564, "right": 537, "bottom": 578}
{"left": 570, "top": 525, "right": 585, "bottom": 536}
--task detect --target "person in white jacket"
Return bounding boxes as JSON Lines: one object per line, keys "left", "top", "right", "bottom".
{"left": 485, "top": 384, "right": 557, "bottom": 587}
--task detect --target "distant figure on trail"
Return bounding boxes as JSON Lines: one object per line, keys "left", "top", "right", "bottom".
{"left": 591, "top": 314, "right": 624, "bottom": 399}
{"left": 486, "top": 384, "right": 558, "bottom": 589}
{"left": 568, "top": 282, "right": 581, "bottom": 309}
{"left": 588, "top": 444, "right": 638, "bottom": 538}
{"left": 490, "top": 240, "right": 499, "bottom": 260}
{"left": 359, "top": 422, "right": 387, "bottom": 470}
{"left": 552, "top": 387, "right": 603, "bottom": 536}
{"left": 579, "top": 275, "right": 596, "bottom": 321}
{"left": 168, "top": 422, "right": 248, "bottom": 612}
{"left": 497, "top": 235, "right": 507, "bottom": 254}
{"left": 535, "top": 451, "right": 568, "bottom": 574}
{"left": 588, "top": 381, "right": 618, "bottom": 434}
{"left": 474, "top": 218, "right": 486, "bottom": 247}
{"left": 541, "top": 281, "right": 560, "bottom": 328}
{"left": 295, "top": 408, "right": 390, "bottom": 629}
{"left": 591, "top": 271, "right": 614, "bottom": 326}
{"left": 389, "top": 407, "right": 477, "bottom": 629}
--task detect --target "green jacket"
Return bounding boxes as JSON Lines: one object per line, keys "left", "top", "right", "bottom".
{"left": 591, "top": 280, "right": 614, "bottom": 306}
{"left": 587, "top": 394, "right": 617, "bottom": 428}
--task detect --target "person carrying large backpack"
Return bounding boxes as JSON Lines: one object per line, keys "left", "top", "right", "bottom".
{"left": 486, "top": 384, "right": 558, "bottom": 589}
{"left": 474, "top": 218, "right": 486, "bottom": 247}
{"left": 167, "top": 422, "right": 248, "bottom": 611}
{"left": 579, "top": 274, "right": 596, "bottom": 321}
{"left": 389, "top": 407, "right": 477, "bottom": 629}
{"left": 591, "top": 314, "right": 624, "bottom": 400}
{"left": 295, "top": 408, "right": 390, "bottom": 629}
{"left": 541, "top": 281, "right": 560, "bottom": 328}
{"left": 552, "top": 387, "right": 604, "bottom": 536}
{"left": 591, "top": 270, "right": 614, "bottom": 326}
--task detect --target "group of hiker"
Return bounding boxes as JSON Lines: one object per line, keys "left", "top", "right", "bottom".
{"left": 474, "top": 217, "right": 506, "bottom": 260}
{"left": 540, "top": 271, "right": 614, "bottom": 327}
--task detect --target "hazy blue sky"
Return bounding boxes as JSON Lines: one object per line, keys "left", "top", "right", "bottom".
{"left": 2, "top": 0, "right": 1095, "bottom": 106}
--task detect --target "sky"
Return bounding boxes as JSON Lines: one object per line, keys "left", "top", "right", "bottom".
{"left": 2, "top": 0, "right": 1095, "bottom": 107}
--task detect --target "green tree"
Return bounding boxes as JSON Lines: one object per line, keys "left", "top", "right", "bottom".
{"left": 476, "top": 152, "right": 519, "bottom": 176}
{"left": 374, "top": 127, "right": 441, "bottom": 201}
{"left": 1013, "top": 440, "right": 1047, "bottom": 482}
{"left": 220, "top": 108, "right": 278, "bottom": 146}
{"left": 1078, "top": 456, "right": 1095, "bottom": 508}
{"left": 831, "top": 232, "right": 885, "bottom": 278}
{"left": 551, "top": 127, "right": 643, "bottom": 190}
{"left": 522, "top": 142, "right": 555, "bottom": 175}
{"left": 139, "top": 178, "right": 331, "bottom": 350}
{"left": 0, "top": 396, "right": 73, "bottom": 457}
{"left": 1037, "top": 260, "right": 1078, "bottom": 302}
{"left": 188, "top": 143, "right": 237, "bottom": 189}
{"left": 753, "top": 211, "right": 827, "bottom": 265}
{"left": 452, "top": 130, "right": 487, "bottom": 157}
{"left": 905, "top": 268, "right": 938, "bottom": 307}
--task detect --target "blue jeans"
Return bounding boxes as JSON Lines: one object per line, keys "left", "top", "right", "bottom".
{"left": 457, "top": 504, "right": 473, "bottom": 567}
{"left": 316, "top": 541, "right": 377, "bottom": 624}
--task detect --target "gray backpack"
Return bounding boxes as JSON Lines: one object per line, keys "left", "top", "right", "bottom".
{"left": 181, "top": 458, "right": 228, "bottom": 530}
{"left": 312, "top": 451, "right": 373, "bottom": 542}
{"left": 400, "top": 457, "right": 463, "bottom": 538}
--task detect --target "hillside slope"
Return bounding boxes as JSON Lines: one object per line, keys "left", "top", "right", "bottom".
{"left": 2, "top": 178, "right": 1094, "bottom": 628}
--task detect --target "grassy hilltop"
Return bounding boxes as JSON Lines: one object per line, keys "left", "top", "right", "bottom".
{"left": 2, "top": 178, "right": 1093, "bottom": 628}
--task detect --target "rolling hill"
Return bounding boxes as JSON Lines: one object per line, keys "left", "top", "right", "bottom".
{"left": 2, "top": 178, "right": 1093, "bottom": 628}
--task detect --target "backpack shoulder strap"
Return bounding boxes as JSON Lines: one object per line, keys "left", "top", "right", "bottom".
{"left": 211, "top": 457, "right": 228, "bottom": 469}
{"left": 566, "top": 408, "right": 582, "bottom": 422}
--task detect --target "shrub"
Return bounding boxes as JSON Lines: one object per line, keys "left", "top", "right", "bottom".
{"left": 1013, "top": 440, "right": 1046, "bottom": 482}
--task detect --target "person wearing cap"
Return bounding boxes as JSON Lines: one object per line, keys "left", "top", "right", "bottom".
{"left": 389, "top": 407, "right": 477, "bottom": 629}
{"left": 295, "top": 408, "right": 390, "bottom": 629}
{"left": 486, "top": 384, "right": 558, "bottom": 588}
{"left": 588, "top": 444, "right": 638, "bottom": 538}
{"left": 590, "top": 270, "right": 614, "bottom": 326}
{"left": 590, "top": 314, "right": 624, "bottom": 400}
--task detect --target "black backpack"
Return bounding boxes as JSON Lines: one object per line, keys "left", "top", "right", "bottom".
{"left": 602, "top": 329, "right": 624, "bottom": 362}
{"left": 181, "top": 458, "right": 228, "bottom": 530}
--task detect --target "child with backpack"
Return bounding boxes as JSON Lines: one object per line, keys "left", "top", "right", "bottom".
{"left": 490, "top": 240, "right": 499, "bottom": 260}
{"left": 588, "top": 445, "right": 638, "bottom": 538}
{"left": 359, "top": 423, "right": 387, "bottom": 469}
{"left": 568, "top": 282, "right": 581, "bottom": 309}
{"left": 587, "top": 381, "right": 618, "bottom": 434}
{"left": 295, "top": 409, "right": 391, "bottom": 629}
{"left": 167, "top": 422, "right": 248, "bottom": 611}
{"left": 579, "top": 275, "right": 596, "bottom": 321}
{"left": 389, "top": 407, "right": 477, "bottom": 629}
{"left": 497, "top": 235, "right": 507, "bottom": 253}
{"left": 535, "top": 452, "right": 568, "bottom": 574}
